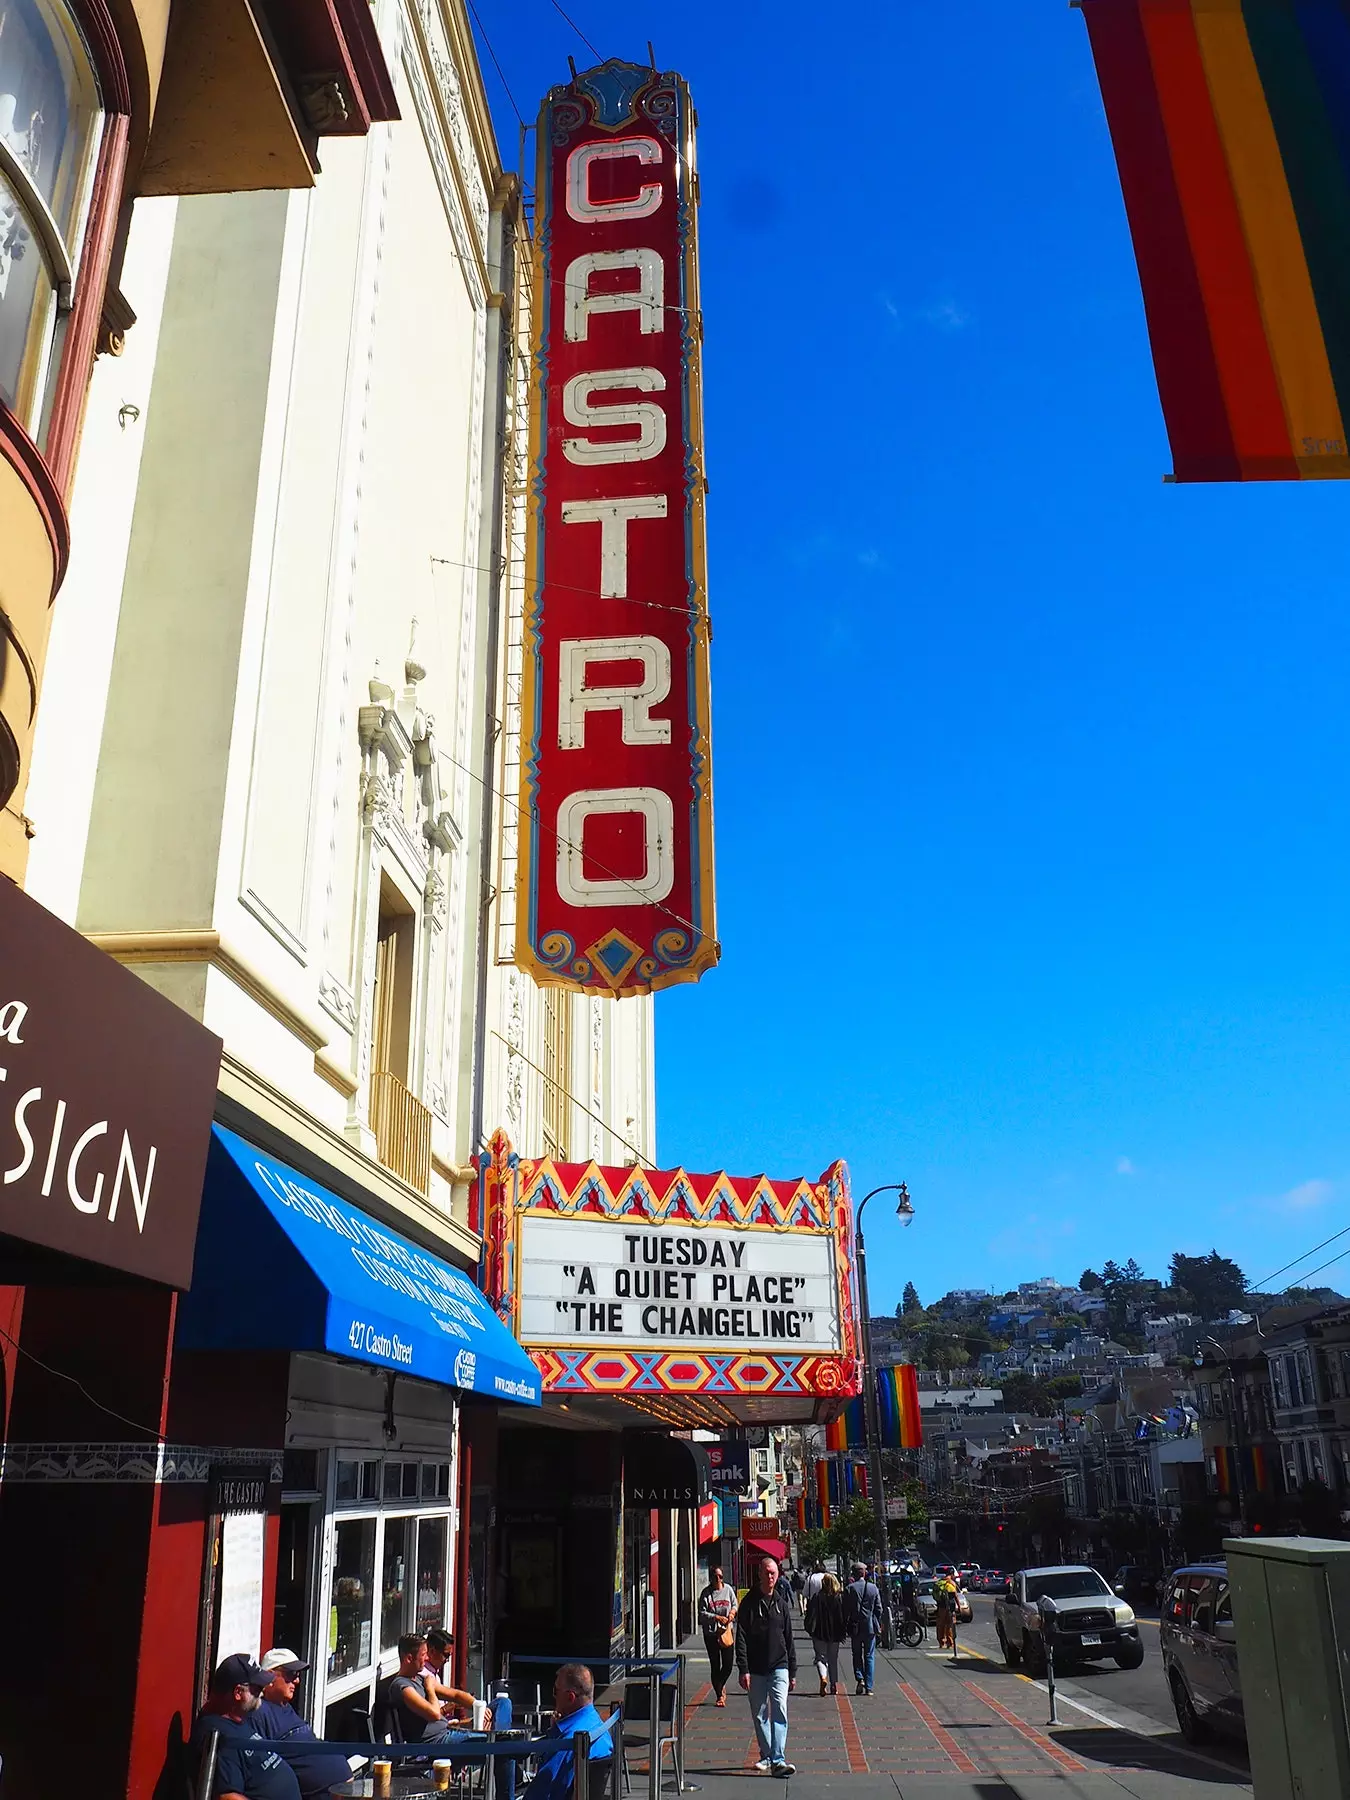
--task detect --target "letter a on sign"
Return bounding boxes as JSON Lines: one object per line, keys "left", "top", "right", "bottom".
{"left": 517, "top": 59, "right": 717, "bottom": 997}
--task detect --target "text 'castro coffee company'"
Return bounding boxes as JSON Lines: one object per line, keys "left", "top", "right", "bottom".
{"left": 517, "top": 58, "right": 716, "bottom": 998}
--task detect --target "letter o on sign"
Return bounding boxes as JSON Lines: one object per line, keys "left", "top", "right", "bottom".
{"left": 556, "top": 788, "right": 675, "bottom": 906}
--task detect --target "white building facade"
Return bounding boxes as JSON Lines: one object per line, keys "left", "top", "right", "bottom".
{"left": 17, "top": 0, "right": 656, "bottom": 1753}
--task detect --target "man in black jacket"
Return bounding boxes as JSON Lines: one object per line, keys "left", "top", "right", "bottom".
{"left": 735, "top": 1556, "right": 797, "bottom": 1776}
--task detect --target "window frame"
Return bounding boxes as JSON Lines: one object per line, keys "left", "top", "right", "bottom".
{"left": 321, "top": 1452, "right": 455, "bottom": 1713}
{"left": 0, "top": 0, "right": 130, "bottom": 494}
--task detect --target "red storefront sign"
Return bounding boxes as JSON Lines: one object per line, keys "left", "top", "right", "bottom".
{"left": 518, "top": 58, "right": 717, "bottom": 997}
{"left": 698, "top": 1501, "right": 718, "bottom": 1545}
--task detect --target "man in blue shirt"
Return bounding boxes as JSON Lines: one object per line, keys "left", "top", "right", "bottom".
{"left": 522, "top": 1664, "right": 612, "bottom": 1800}
{"left": 190, "top": 1655, "right": 301, "bottom": 1800}
{"left": 255, "top": 1649, "right": 355, "bottom": 1799}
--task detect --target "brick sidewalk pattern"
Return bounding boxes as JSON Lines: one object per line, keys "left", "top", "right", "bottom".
{"left": 666, "top": 1621, "right": 1253, "bottom": 1793}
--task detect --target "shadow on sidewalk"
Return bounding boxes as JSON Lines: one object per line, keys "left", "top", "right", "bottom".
{"left": 1050, "top": 1727, "right": 1251, "bottom": 1786}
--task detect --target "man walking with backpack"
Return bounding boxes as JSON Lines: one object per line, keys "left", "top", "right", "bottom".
{"left": 845, "top": 1561, "right": 883, "bottom": 1695}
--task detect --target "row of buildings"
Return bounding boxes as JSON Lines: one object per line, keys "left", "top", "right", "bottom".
{"left": 0, "top": 5, "right": 859, "bottom": 1796}
{"left": 909, "top": 1302, "right": 1350, "bottom": 1570}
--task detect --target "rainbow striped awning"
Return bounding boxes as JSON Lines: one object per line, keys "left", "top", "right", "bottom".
{"left": 1081, "top": 0, "right": 1350, "bottom": 480}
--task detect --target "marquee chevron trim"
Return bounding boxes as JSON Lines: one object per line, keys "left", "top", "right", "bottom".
{"left": 479, "top": 1132, "right": 861, "bottom": 1402}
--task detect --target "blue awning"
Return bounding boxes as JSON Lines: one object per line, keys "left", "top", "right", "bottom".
{"left": 176, "top": 1126, "right": 539, "bottom": 1406}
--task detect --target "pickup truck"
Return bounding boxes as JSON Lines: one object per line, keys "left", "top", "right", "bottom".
{"left": 993, "top": 1565, "right": 1144, "bottom": 1674}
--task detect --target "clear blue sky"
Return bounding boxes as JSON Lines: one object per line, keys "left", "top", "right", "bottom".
{"left": 476, "top": 1, "right": 1350, "bottom": 1314}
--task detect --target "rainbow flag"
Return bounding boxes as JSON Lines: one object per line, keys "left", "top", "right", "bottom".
{"left": 825, "top": 1398, "right": 866, "bottom": 1453}
{"left": 1080, "top": 0, "right": 1350, "bottom": 480}
{"left": 877, "top": 1364, "right": 924, "bottom": 1449}
{"left": 815, "top": 1458, "right": 831, "bottom": 1526}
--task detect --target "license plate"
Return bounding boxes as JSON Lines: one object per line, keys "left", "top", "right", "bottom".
{"left": 1080, "top": 1634, "right": 1101, "bottom": 1646}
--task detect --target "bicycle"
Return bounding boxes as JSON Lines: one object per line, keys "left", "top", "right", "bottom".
{"left": 897, "top": 1608, "right": 926, "bottom": 1649}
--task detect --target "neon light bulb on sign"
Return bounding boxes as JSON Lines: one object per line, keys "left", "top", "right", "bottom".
{"left": 518, "top": 60, "right": 717, "bottom": 997}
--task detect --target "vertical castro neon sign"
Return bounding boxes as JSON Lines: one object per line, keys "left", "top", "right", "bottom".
{"left": 518, "top": 60, "right": 717, "bottom": 998}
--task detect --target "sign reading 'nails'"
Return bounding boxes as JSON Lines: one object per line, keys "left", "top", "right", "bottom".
{"left": 517, "top": 59, "right": 717, "bottom": 997}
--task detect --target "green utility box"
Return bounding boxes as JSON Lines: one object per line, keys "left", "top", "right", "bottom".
{"left": 1225, "top": 1535, "right": 1350, "bottom": 1798}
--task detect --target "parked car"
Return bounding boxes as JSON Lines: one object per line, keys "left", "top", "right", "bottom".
{"left": 957, "top": 1560, "right": 981, "bottom": 1585}
{"left": 1113, "top": 1564, "right": 1162, "bottom": 1609}
{"left": 994, "top": 1565, "right": 1144, "bottom": 1674}
{"left": 1159, "top": 1564, "right": 1245, "bottom": 1745}
{"left": 974, "top": 1568, "right": 1004, "bottom": 1594}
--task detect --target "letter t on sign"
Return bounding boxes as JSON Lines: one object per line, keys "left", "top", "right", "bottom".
{"left": 561, "top": 496, "right": 668, "bottom": 597}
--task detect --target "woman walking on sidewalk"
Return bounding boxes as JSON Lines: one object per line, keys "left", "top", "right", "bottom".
{"left": 804, "top": 1572, "right": 847, "bottom": 1694}
{"left": 698, "top": 1565, "right": 739, "bottom": 1706}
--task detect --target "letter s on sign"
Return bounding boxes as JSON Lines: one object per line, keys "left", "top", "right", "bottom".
{"left": 563, "top": 369, "right": 667, "bottom": 466}
{"left": 565, "top": 138, "right": 663, "bottom": 222}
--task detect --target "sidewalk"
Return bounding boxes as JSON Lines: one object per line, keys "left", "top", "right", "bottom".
{"left": 664, "top": 1623, "right": 1253, "bottom": 1800}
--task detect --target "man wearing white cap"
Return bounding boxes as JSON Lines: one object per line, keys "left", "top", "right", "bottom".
{"left": 255, "top": 1650, "right": 355, "bottom": 1800}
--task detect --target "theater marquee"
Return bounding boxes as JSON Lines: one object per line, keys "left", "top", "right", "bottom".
{"left": 517, "top": 58, "right": 717, "bottom": 998}
{"left": 481, "top": 1134, "right": 862, "bottom": 1422}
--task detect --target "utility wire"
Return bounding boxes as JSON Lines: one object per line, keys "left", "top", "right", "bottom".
{"left": 432, "top": 555, "right": 708, "bottom": 623}
{"left": 466, "top": 0, "right": 526, "bottom": 126}
{"left": 489, "top": 1029, "right": 649, "bottom": 1163}
{"left": 1248, "top": 1220, "right": 1350, "bottom": 1296}
{"left": 547, "top": 0, "right": 602, "bottom": 61}
{"left": 0, "top": 1324, "right": 163, "bottom": 1439}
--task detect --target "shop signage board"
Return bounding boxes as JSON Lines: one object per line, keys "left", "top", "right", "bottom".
{"left": 885, "top": 1495, "right": 908, "bottom": 1521}
{"left": 706, "top": 1442, "right": 751, "bottom": 1494}
{"left": 698, "top": 1500, "right": 718, "bottom": 1544}
{"left": 482, "top": 1134, "right": 863, "bottom": 1416}
{"left": 517, "top": 57, "right": 717, "bottom": 997}
{"left": 0, "top": 877, "right": 222, "bottom": 1286}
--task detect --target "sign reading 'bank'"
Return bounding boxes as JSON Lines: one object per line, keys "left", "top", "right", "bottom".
{"left": 518, "top": 58, "right": 717, "bottom": 997}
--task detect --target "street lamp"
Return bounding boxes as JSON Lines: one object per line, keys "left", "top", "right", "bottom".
{"left": 855, "top": 1182, "right": 915, "bottom": 1647}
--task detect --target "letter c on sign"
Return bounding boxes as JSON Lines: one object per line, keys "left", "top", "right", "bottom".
{"left": 556, "top": 789, "right": 675, "bottom": 907}
{"left": 566, "top": 137, "right": 663, "bottom": 222}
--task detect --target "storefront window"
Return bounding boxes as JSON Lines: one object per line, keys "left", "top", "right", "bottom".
{"left": 381, "top": 1514, "right": 410, "bottom": 1650}
{"left": 0, "top": 0, "right": 102, "bottom": 437}
{"left": 330, "top": 1516, "right": 376, "bottom": 1678}
{"left": 416, "top": 1516, "right": 448, "bottom": 1633}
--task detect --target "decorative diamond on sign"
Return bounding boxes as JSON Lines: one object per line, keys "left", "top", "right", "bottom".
{"left": 586, "top": 929, "right": 645, "bottom": 988}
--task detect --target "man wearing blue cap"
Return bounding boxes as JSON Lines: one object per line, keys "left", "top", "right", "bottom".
{"left": 191, "top": 1654, "right": 302, "bottom": 1800}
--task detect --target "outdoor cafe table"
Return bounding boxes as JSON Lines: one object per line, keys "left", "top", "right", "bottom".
{"left": 333, "top": 1776, "right": 449, "bottom": 1798}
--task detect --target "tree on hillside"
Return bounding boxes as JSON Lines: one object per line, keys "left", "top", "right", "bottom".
{"left": 1079, "top": 1268, "right": 1103, "bottom": 1291}
{"left": 1169, "top": 1250, "right": 1247, "bottom": 1320}
{"left": 998, "top": 1372, "right": 1057, "bottom": 1417}
{"left": 1044, "top": 1375, "right": 1084, "bottom": 1402}
{"left": 902, "top": 1281, "right": 922, "bottom": 1316}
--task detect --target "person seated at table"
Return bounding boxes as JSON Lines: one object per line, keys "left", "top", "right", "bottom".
{"left": 191, "top": 1654, "right": 302, "bottom": 1800}
{"left": 422, "top": 1629, "right": 490, "bottom": 1727}
{"left": 390, "top": 1633, "right": 480, "bottom": 1743}
{"left": 521, "top": 1665, "right": 611, "bottom": 1800}
{"left": 255, "top": 1649, "right": 357, "bottom": 1799}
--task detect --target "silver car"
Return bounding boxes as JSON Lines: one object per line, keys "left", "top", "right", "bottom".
{"left": 1159, "top": 1564, "right": 1245, "bottom": 1745}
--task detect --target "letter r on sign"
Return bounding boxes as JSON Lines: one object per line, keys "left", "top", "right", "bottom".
{"left": 558, "top": 636, "right": 671, "bottom": 747}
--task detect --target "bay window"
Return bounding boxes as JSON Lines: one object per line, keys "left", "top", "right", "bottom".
{"left": 0, "top": 0, "right": 102, "bottom": 444}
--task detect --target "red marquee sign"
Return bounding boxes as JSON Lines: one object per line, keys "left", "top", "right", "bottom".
{"left": 517, "top": 59, "right": 717, "bottom": 997}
